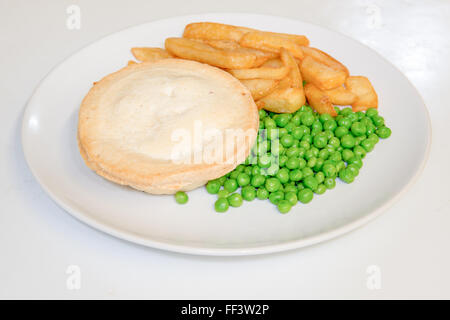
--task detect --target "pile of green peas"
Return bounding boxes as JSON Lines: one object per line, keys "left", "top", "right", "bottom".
{"left": 176, "top": 105, "right": 391, "bottom": 214}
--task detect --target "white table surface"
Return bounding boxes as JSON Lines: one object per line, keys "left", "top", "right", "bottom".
{"left": 1, "top": 0, "right": 449, "bottom": 299}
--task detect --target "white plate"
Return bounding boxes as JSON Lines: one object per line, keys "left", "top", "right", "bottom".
{"left": 22, "top": 13, "right": 431, "bottom": 256}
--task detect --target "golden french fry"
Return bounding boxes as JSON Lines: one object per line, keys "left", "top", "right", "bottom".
{"left": 240, "top": 79, "right": 279, "bottom": 100}
{"left": 304, "top": 83, "right": 337, "bottom": 116}
{"left": 280, "top": 48, "right": 303, "bottom": 88}
{"left": 262, "top": 58, "right": 284, "bottom": 68}
{"left": 239, "top": 31, "right": 304, "bottom": 59}
{"left": 324, "top": 86, "right": 356, "bottom": 105}
{"left": 300, "top": 56, "right": 347, "bottom": 90}
{"left": 205, "top": 39, "right": 277, "bottom": 66}
{"left": 165, "top": 37, "right": 259, "bottom": 69}
{"left": 228, "top": 65, "right": 289, "bottom": 80}
{"left": 259, "top": 31, "right": 309, "bottom": 46}
{"left": 127, "top": 60, "right": 137, "bottom": 66}
{"left": 183, "top": 22, "right": 251, "bottom": 41}
{"left": 131, "top": 47, "right": 174, "bottom": 62}
{"left": 345, "top": 76, "right": 378, "bottom": 111}
{"left": 300, "top": 46, "right": 348, "bottom": 75}
{"left": 256, "top": 86, "right": 305, "bottom": 113}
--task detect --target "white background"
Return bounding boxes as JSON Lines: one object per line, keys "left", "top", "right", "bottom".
{"left": 1, "top": 0, "right": 449, "bottom": 299}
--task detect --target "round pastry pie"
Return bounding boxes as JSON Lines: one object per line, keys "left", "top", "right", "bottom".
{"left": 78, "top": 59, "right": 258, "bottom": 194}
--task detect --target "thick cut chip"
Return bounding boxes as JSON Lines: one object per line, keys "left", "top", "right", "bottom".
{"left": 256, "top": 50, "right": 305, "bottom": 113}
{"left": 304, "top": 83, "right": 337, "bottom": 116}
{"left": 205, "top": 39, "right": 277, "bottom": 66}
{"left": 240, "top": 79, "right": 279, "bottom": 100}
{"left": 324, "top": 86, "right": 356, "bottom": 105}
{"left": 239, "top": 31, "right": 304, "bottom": 59}
{"left": 165, "top": 37, "right": 259, "bottom": 69}
{"left": 183, "top": 22, "right": 251, "bottom": 41}
{"left": 300, "top": 56, "right": 347, "bottom": 90}
{"left": 228, "top": 65, "right": 289, "bottom": 80}
{"left": 345, "top": 76, "right": 378, "bottom": 111}
{"left": 262, "top": 58, "right": 284, "bottom": 68}
{"left": 127, "top": 60, "right": 137, "bottom": 66}
{"left": 300, "top": 46, "right": 348, "bottom": 75}
{"left": 131, "top": 47, "right": 174, "bottom": 62}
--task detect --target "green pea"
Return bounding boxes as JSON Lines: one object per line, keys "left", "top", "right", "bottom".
{"left": 361, "top": 117, "right": 373, "bottom": 127}
{"left": 206, "top": 180, "right": 221, "bottom": 194}
{"left": 278, "top": 127, "right": 288, "bottom": 137}
{"left": 341, "top": 134, "right": 356, "bottom": 149}
{"left": 347, "top": 155, "right": 362, "bottom": 169}
{"left": 299, "top": 140, "right": 310, "bottom": 150}
{"left": 269, "top": 190, "right": 284, "bottom": 204}
{"left": 259, "top": 109, "right": 267, "bottom": 119}
{"left": 258, "top": 154, "right": 272, "bottom": 168}
{"left": 376, "top": 126, "right": 391, "bottom": 139}
{"left": 217, "top": 189, "right": 230, "bottom": 198}
{"left": 339, "top": 168, "right": 355, "bottom": 184}
{"left": 342, "top": 149, "right": 354, "bottom": 162}
{"left": 329, "top": 151, "right": 342, "bottom": 162}
{"left": 336, "top": 160, "right": 346, "bottom": 172}
{"left": 275, "top": 168, "right": 290, "bottom": 184}
{"left": 256, "top": 187, "right": 269, "bottom": 200}
{"left": 275, "top": 114, "right": 290, "bottom": 127}
{"left": 328, "top": 137, "right": 340, "bottom": 149}
{"left": 280, "top": 134, "right": 295, "bottom": 147}
{"left": 340, "top": 108, "right": 353, "bottom": 116}
{"left": 335, "top": 126, "right": 349, "bottom": 138}
{"left": 224, "top": 179, "right": 238, "bottom": 192}
{"left": 318, "top": 149, "right": 330, "bottom": 160}
{"left": 338, "top": 117, "right": 352, "bottom": 129}
{"left": 227, "top": 193, "right": 243, "bottom": 207}
{"left": 346, "top": 164, "right": 360, "bottom": 176}
{"left": 297, "top": 183, "right": 305, "bottom": 191}
{"left": 286, "top": 157, "right": 300, "bottom": 170}
{"left": 279, "top": 155, "right": 288, "bottom": 167}
{"left": 277, "top": 200, "right": 292, "bottom": 214}
{"left": 323, "top": 129, "right": 334, "bottom": 140}
{"left": 324, "top": 177, "right": 336, "bottom": 189}
{"left": 251, "top": 174, "right": 265, "bottom": 187}
{"left": 311, "top": 120, "right": 323, "bottom": 132}
{"left": 267, "top": 127, "right": 279, "bottom": 140}
{"left": 237, "top": 173, "right": 251, "bottom": 187}
{"left": 353, "top": 145, "right": 366, "bottom": 159}
{"left": 313, "top": 133, "right": 328, "bottom": 148}
{"left": 315, "top": 184, "right": 327, "bottom": 195}
{"left": 259, "top": 122, "right": 265, "bottom": 130}
{"left": 301, "top": 113, "right": 315, "bottom": 126}
{"left": 244, "top": 166, "right": 252, "bottom": 176}
{"left": 285, "top": 146, "right": 300, "bottom": 158}
{"left": 351, "top": 122, "right": 367, "bottom": 137}
{"left": 298, "top": 158, "right": 307, "bottom": 169}
{"left": 265, "top": 177, "right": 282, "bottom": 193}
{"left": 284, "top": 122, "right": 295, "bottom": 133}
{"left": 323, "top": 119, "right": 337, "bottom": 131}
{"left": 355, "top": 135, "right": 366, "bottom": 146}
{"left": 360, "top": 139, "right": 374, "bottom": 152}
{"left": 302, "top": 134, "right": 313, "bottom": 144}
{"left": 372, "top": 115, "right": 385, "bottom": 127}
{"left": 302, "top": 167, "right": 314, "bottom": 178}
{"left": 368, "top": 133, "right": 380, "bottom": 144}
{"left": 315, "top": 172, "right": 325, "bottom": 184}
{"left": 214, "top": 198, "right": 229, "bottom": 212}
{"left": 217, "top": 176, "right": 227, "bottom": 186}
{"left": 304, "top": 149, "right": 315, "bottom": 160}
{"left": 174, "top": 191, "right": 188, "bottom": 204}
{"left": 291, "top": 114, "right": 302, "bottom": 126}
{"left": 319, "top": 113, "right": 333, "bottom": 123}
{"left": 322, "top": 163, "right": 336, "bottom": 177}
{"left": 366, "top": 108, "right": 378, "bottom": 118}
{"left": 230, "top": 171, "right": 239, "bottom": 179}
{"left": 298, "top": 188, "right": 314, "bottom": 204}
{"left": 284, "top": 192, "right": 298, "bottom": 206}
{"left": 264, "top": 117, "right": 277, "bottom": 129}
{"left": 284, "top": 185, "right": 298, "bottom": 194}
{"left": 241, "top": 185, "right": 256, "bottom": 201}
{"left": 366, "top": 124, "right": 376, "bottom": 135}
{"left": 347, "top": 113, "right": 358, "bottom": 123}
{"left": 313, "top": 158, "right": 324, "bottom": 172}
{"left": 307, "top": 157, "right": 317, "bottom": 168}
{"left": 356, "top": 111, "right": 365, "bottom": 120}
{"left": 289, "top": 169, "right": 303, "bottom": 182}
{"left": 303, "top": 176, "right": 318, "bottom": 191}
{"left": 291, "top": 127, "right": 304, "bottom": 140}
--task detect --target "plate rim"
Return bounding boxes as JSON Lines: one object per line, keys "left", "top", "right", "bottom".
{"left": 21, "top": 12, "right": 432, "bottom": 256}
